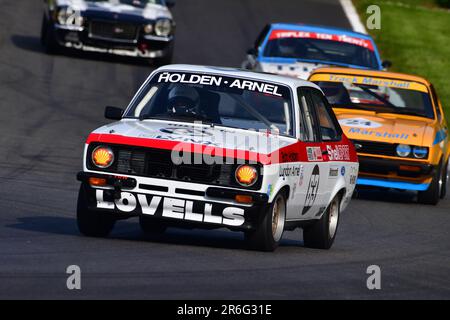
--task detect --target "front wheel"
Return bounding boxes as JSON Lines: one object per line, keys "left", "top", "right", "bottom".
{"left": 40, "top": 14, "right": 60, "bottom": 54}
{"left": 245, "top": 191, "right": 286, "bottom": 252}
{"left": 303, "top": 194, "right": 340, "bottom": 250}
{"left": 440, "top": 160, "right": 448, "bottom": 199}
{"left": 77, "top": 184, "right": 116, "bottom": 237}
{"left": 418, "top": 161, "right": 443, "bottom": 205}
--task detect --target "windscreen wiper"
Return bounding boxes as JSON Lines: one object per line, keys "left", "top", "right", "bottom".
{"left": 353, "top": 84, "right": 396, "bottom": 108}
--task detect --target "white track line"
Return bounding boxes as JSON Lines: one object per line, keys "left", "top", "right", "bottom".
{"left": 339, "top": 0, "right": 367, "bottom": 34}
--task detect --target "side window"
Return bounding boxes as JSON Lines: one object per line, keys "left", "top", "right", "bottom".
{"left": 297, "top": 88, "right": 318, "bottom": 142}
{"left": 308, "top": 89, "right": 341, "bottom": 141}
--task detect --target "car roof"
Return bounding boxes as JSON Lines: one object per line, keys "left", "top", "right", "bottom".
{"left": 269, "top": 23, "right": 374, "bottom": 40}
{"left": 154, "top": 64, "right": 322, "bottom": 90}
{"left": 309, "top": 67, "right": 432, "bottom": 86}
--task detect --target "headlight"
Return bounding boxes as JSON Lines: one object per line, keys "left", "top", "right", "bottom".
{"left": 143, "top": 24, "right": 153, "bottom": 34}
{"left": 57, "top": 7, "right": 83, "bottom": 26}
{"left": 92, "top": 146, "right": 114, "bottom": 168}
{"left": 413, "top": 146, "right": 428, "bottom": 159}
{"left": 154, "top": 18, "right": 172, "bottom": 36}
{"left": 396, "top": 144, "right": 411, "bottom": 157}
{"left": 235, "top": 165, "right": 258, "bottom": 187}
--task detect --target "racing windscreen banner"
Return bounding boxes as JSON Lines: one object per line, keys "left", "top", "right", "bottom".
{"left": 309, "top": 73, "right": 429, "bottom": 93}
{"left": 268, "top": 29, "right": 375, "bottom": 51}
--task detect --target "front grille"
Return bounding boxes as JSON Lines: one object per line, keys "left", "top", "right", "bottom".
{"left": 87, "top": 144, "right": 262, "bottom": 190}
{"left": 117, "top": 150, "right": 145, "bottom": 174}
{"left": 89, "top": 21, "right": 139, "bottom": 42}
{"left": 352, "top": 140, "right": 396, "bottom": 157}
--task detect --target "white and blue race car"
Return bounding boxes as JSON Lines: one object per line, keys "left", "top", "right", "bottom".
{"left": 242, "top": 23, "right": 389, "bottom": 79}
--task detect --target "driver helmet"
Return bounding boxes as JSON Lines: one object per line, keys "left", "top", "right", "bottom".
{"left": 277, "top": 38, "right": 296, "bottom": 57}
{"left": 167, "top": 85, "right": 200, "bottom": 114}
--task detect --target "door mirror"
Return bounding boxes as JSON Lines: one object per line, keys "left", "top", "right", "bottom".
{"left": 105, "top": 106, "right": 123, "bottom": 120}
{"left": 382, "top": 60, "right": 392, "bottom": 69}
{"left": 165, "top": 0, "right": 175, "bottom": 8}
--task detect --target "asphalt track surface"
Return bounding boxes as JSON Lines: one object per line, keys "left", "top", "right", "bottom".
{"left": 0, "top": 0, "right": 449, "bottom": 299}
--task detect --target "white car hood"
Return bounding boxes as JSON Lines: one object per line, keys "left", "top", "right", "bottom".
{"left": 90, "top": 120, "right": 297, "bottom": 155}
{"left": 59, "top": 0, "right": 172, "bottom": 20}
{"left": 259, "top": 61, "right": 329, "bottom": 80}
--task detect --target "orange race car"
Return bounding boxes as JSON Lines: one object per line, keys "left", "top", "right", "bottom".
{"left": 309, "top": 68, "right": 449, "bottom": 204}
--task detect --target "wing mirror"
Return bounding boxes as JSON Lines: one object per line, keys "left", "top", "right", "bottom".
{"left": 104, "top": 106, "right": 124, "bottom": 120}
{"left": 382, "top": 60, "right": 392, "bottom": 69}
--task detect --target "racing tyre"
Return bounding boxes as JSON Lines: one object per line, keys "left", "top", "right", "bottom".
{"left": 440, "top": 160, "right": 448, "bottom": 199}
{"left": 245, "top": 191, "right": 286, "bottom": 252}
{"left": 418, "top": 161, "right": 443, "bottom": 205}
{"left": 139, "top": 216, "right": 167, "bottom": 234}
{"left": 303, "top": 194, "right": 340, "bottom": 250}
{"left": 77, "top": 184, "right": 116, "bottom": 237}
{"left": 40, "top": 15, "right": 59, "bottom": 54}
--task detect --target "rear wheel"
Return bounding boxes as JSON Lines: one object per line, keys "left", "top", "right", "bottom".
{"left": 139, "top": 216, "right": 167, "bottom": 234}
{"left": 418, "top": 161, "right": 443, "bottom": 205}
{"left": 245, "top": 191, "right": 286, "bottom": 252}
{"left": 77, "top": 184, "right": 116, "bottom": 237}
{"left": 303, "top": 194, "right": 340, "bottom": 249}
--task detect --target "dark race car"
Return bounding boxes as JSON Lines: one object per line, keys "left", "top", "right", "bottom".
{"left": 41, "top": 0, "right": 176, "bottom": 65}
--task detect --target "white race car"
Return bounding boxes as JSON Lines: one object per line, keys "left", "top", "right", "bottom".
{"left": 77, "top": 65, "right": 359, "bottom": 251}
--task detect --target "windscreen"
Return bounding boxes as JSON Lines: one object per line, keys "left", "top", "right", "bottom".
{"left": 263, "top": 29, "right": 379, "bottom": 69}
{"left": 313, "top": 74, "right": 434, "bottom": 119}
{"left": 125, "top": 71, "right": 294, "bottom": 136}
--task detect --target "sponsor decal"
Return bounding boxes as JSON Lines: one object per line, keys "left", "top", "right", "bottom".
{"left": 339, "top": 118, "right": 382, "bottom": 129}
{"left": 302, "top": 165, "right": 320, "bottom": 215}
{"left": 329, "top": 166, "right": 339, "bottom": 178}
{"left": 268, "top": 30, "right": 374, "bottom": 51}
{"left": 160, "top": 127, "right": 215, "bottom": 136}
{"left": 348, "top": 128, "right": 409, "bottom": 140}
{"left": 281, "top": 151, "right": 299, "bottom": 162}
{"left": 350, "top": 175, "right": 357, "bottom": 185}
{"left": 96, "top": 190, "right": 245, "bottom": 227}
{"left": 327, "top": 144, "right": 350, "bottom": 161}
{"left": 291, "top": 182, "right": 297, "bottom": 199}
{"left": 157, "top": 72, "right": 283, "bottom": 97}
{"left": 279, "top": 164, "right": 301, "bottom": 178}
{"left": 341, "top": 166, "right": 346, "bottom": 176}
{"left": 306, "top": 146, "right": 323, "bottom": 162}
{"left": 433, "top": 129, "right": 447, "bottom": 145}
{"left": 298, "top": 165, "right": 305, "bottom": 186}
{"left": 310, "top": 74, "right": 428, "bottom": 93}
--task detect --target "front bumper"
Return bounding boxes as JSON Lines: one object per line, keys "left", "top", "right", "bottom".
{"left": 357, "top": 156, "right": 435, "bottom": 191}
{"left": 54, "top": 24, "right": 173, "bottom": 58}
{"left": 77, "top": 171, "right": 268, "bottom": 231}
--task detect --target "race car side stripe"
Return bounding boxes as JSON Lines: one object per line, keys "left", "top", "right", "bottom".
{"left": 86, "top": 133, "right": 358, "bottom": 164}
